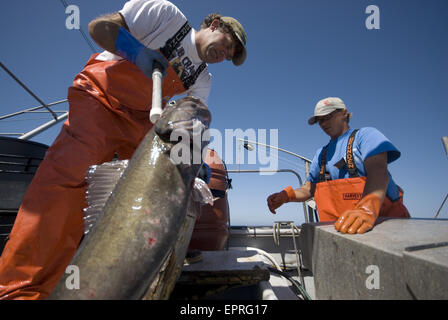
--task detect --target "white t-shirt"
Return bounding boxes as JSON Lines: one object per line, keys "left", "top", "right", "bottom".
{"left": 96, "top": 0, "right": 211, "bottom": 105}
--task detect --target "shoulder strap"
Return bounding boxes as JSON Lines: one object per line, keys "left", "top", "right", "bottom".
{"left": 319, "top": 144, "right": 329, "bottom": 182}
{"left": 346, "top": 129, "right": 359, "bottom": 178}
{"left": 319, "top": 129, "right": 360, "bottom": 181}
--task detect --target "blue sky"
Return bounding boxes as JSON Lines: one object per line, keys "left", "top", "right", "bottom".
{"left": 1, "top": 0, "right": 447, "bottom": 226}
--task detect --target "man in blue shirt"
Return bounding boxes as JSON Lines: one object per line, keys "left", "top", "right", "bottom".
{"left": 267, "top": 97, "right": 410, "bottom": 234}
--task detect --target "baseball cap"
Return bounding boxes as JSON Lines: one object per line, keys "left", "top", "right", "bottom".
{"left": 308, "top": 97, "right": 347, "bottom": 125}
{"left": 221, "top": 16, "right": 247, "bottom": 66}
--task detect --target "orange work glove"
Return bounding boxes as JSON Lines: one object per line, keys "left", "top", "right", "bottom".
{"left": 267, "top": 186, "right": 296, "bottom": 214}
{"left": 334, "top": 193, "right": 382, "bottom": 234}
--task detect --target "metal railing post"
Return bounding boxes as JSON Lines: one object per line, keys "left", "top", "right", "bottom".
{"left": 227, "top": 169, "right": 312, "bottom": 223}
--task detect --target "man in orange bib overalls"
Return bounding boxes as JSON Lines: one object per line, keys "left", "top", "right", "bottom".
{"left": 267, "top": 97, "right": 409, "bottom": 234}
{"left": 0, "top": 0, "right": 247, "bottom": 300}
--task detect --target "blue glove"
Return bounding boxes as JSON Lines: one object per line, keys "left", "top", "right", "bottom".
{"left": 198, "top": 163, "right": 212, "bottom": 184}
{"left": 115, "top": 27, "right": 169, "bottom": 78}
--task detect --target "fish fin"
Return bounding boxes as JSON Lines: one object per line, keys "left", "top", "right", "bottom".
{"left": 83, "top": 160, "right": 129, "bottom": 234}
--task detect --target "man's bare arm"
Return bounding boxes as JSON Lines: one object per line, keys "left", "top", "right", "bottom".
{"left": 363, "top": 152, "right": 389, "bottom": 202}
{"left": 88, "top": 13, "right": 129, "bottom": 53}
{"left": 88, "top": 12, "right": 169, "bottom": 79}
{"left": 290, "top": 181, "right": 315, "bottom": 202}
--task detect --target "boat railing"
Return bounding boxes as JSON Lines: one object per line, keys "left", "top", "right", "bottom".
{"left": 0, "top": 62, "right": 69, "bottom": 140}
{"left": 227, "top": 168, "right": 318, "bottom": 224}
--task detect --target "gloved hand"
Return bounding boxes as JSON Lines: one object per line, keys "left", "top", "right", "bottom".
{"left": 115, "top": 27, "right": 169, "bottom": 78}
{"left": 198, "top": 163, "right": 212, "bottom": 184}
{"left": 267, "top": 186, "right": 296, "bottom": 214}
{"left": 334, "top": 193, "right": 382, "bottom": 234}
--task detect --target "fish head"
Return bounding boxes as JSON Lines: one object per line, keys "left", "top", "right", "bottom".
{"left": 155, "top": 96, "right": 211, "bottom": 144}
{"left": 155, "top": 96, "right": 212, "bottom": 183}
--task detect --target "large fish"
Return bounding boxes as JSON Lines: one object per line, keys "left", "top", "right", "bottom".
{"left": 49, "top": 96, "right": 211, "bottom": 299}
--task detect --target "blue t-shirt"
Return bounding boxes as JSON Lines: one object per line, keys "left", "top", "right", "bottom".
{"left": 307, "top": 127, "right": 402, "bottom": 201}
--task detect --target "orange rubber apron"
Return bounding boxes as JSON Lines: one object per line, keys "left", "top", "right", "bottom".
{"left": 0, "top": 23, "right": 198, "bottom": 300}
{"left": 314, "top": 130, "right": 410, "bottom": 222}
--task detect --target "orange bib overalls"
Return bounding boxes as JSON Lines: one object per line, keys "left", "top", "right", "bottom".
{"left": 314, "top": 130, "right": 410, "bottom": 222}
{"left": 0, "top": 22, "right": 203, "bottom": 299}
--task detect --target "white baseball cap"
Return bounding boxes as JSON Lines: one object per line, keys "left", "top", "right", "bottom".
{"left": 308, "top": 97, "right": 347, "bottom": 125}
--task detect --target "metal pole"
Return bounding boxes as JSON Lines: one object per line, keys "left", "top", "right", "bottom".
{"left": 442, "top": 137, "right": 448, "bottom": 159}
{"left": 434, "top": 137, "right": 448, "bottom": 218}
{"left": 289, "top": 222, "right": 305, "bottom": 290}
{"left": 304, "top": 162, "right": 310, "bottom": 179}
{"left": 228, "top": 169, "right": 303, "bottom": 185}
{"left": 19, "top": 112, "right": 68, "bottom": 140}
{"left": 434, "top": 193, "right": 448, "bottom": 219}
{"left": 0, "top": 99, "right": 68, "bottom": 121}
{"left": 149, "top": 62, "right": 163, "bottom": 123}
{"left": 227, "top": 169, "right": 310, "bottom": 223}
{"left": 236, "top": 140, "right": 315, "bottom": 222}
{"left": 0, "top": 62, "right": 58, "bottom": 120}
{"left": 238, "top": 138, "right": 312, "bottom": 163}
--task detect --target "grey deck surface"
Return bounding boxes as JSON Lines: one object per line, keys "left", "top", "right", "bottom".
{"left": 177, "top": 249, "right": 302, "bottom": 300}
{"left": 180, "top": 249, "right": 272, "bottom": 285}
